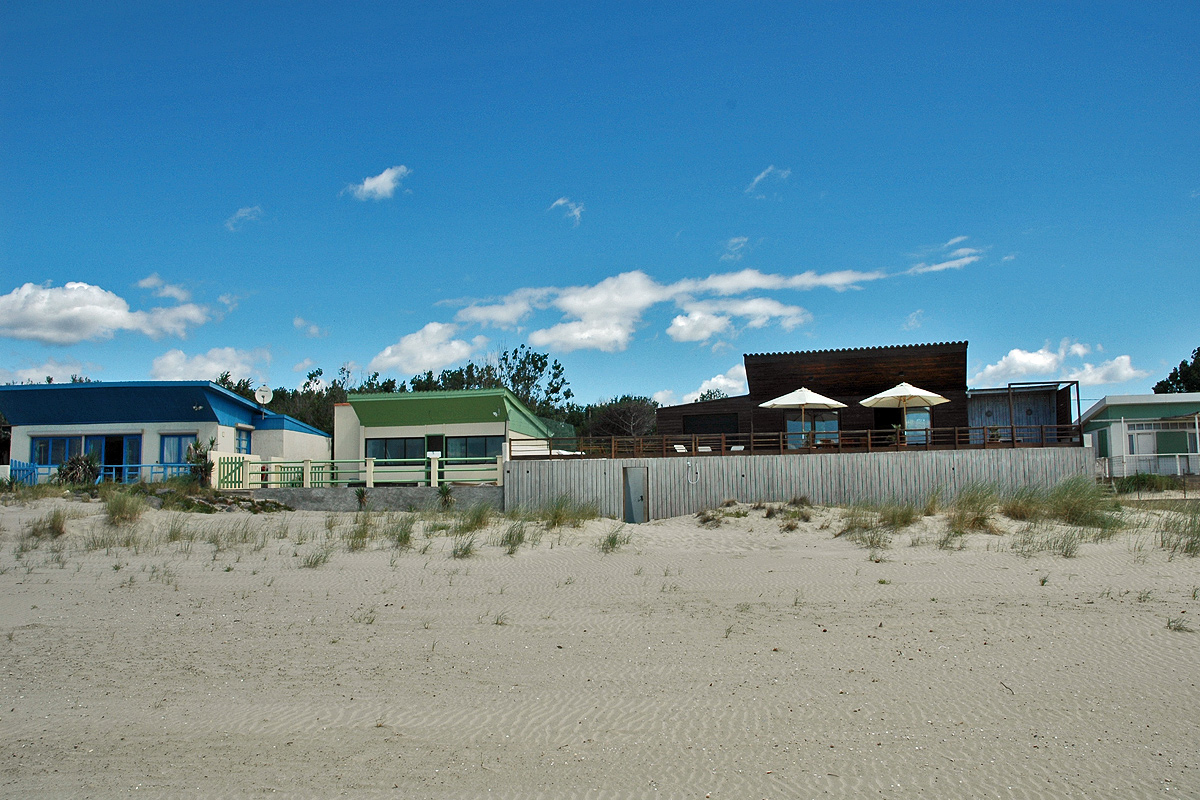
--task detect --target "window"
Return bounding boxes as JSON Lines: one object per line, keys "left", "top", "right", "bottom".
{"left": 785, "top": 411, "right": 839, "bottom": 448}
{"left": 365, "top": 437, "right": 424, "bottom": 462}
{"left": 446, "top": 436, "right": 504, "bottom": 461}
{"left": 161, "top": 435, "right": 195, "bottom": 464}
{"left": 236, "top": 429, "right": 251, "bottom": 455}
{"left": 682, "top": 413, "right": 739, "bottom": 434}
{"left": 31, "top": 436, "right": 82, "bottom": 466}
{"left": 905, "top": 408, "right": 931, "bottom": 444}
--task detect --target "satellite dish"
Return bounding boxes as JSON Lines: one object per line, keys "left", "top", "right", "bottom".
{"left": 254, "top": 386, "right": 273, "bottom": 405}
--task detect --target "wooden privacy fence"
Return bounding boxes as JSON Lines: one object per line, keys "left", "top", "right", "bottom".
{"left": 504, "top": 447, "right": 1094, "bottom": 521}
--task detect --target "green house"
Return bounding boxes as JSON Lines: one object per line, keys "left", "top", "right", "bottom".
{"left": 1080, "top": 393, "right": 1200, "bottom": 477}
{"left": 333, "top": 389, "right": 566, "bottom": 473}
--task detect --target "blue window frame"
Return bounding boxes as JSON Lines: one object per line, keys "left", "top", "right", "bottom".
{"left": 161, "top": 434, "right": 194, "bottom": 465}
{"left": 31, "top": 437, "right": 82, "bottom": 466}
{"left": 236, "top": 429, "right": 251, "bottom": 455}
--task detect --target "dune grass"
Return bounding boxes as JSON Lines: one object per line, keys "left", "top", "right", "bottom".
{"left": 1159, "top": 503, "right": 1200, "bottom": 558}
{"left": 28, "top": 508, "right": 69, "bottom": 539}
{"left": 539, "top": 496, "right": 599, "bottom": 529}
{"left": 105, "top": 491, "right": 147, "bottom": 526}
{"left": 597, "top": 524, "right": 632, "bottom": 554}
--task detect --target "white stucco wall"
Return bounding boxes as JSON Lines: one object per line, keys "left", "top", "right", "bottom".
{"left": 253, "top": 428, "right": 331, "bottom": 460}
{"left": 334, "top": 404, "right": 361, "bottom": 460}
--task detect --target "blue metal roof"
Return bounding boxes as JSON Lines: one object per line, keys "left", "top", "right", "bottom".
{"left": 0, "top": 381, "right": 328, "bottom": 437}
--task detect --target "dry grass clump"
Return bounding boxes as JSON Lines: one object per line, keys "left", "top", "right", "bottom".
{"left": 28, "top": 508, "right": 69, "bottom": 539}
{"left": 948, "top": 483, "right": 996, "bottom": 534}
{"left": 1001, "top": 486, "right": 1047, "bottom": 521}
{"left": 597, "top": 524, "right": 632, "bottom": 554}
{"left": 450, "top": 531, "right": 476, "bottom": 559}
{"left": 105, "top": 491, "right": 147, "bottom": 526}
{"left": 1159, "top": 503, "right": 1200, "bottom": 558}
{"left": 695, "top": 508, "right": 723, "bottom": 528}
{"left": 345, "top": 512, "right": 375, "bottom": 551}
{"left": 1046, "top": 477, "right": 1121, "bottom": 531}
{"left": 383, "top": 514, "right": 415, "bottom": 549}
{"left": 454, "top": 503, "right": 494, "bottom": 534}
{"left": 877, "top": 502, "right": 918, "bottom": 529}
{"left": 499, "top": 521, "right": 526, "bottom": 555}
{"left": 837, "top": 505, "right": 892, "bottom": 550}
{"left": 299, "top": 543, "right": 334, "bottom": 568}
{"left": 539, "top": 496, "right": 599, "bottom": 529}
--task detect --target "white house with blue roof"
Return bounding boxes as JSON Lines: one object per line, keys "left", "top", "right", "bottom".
{"left": 0, "top": 381, "right": 330, "bottom": 484}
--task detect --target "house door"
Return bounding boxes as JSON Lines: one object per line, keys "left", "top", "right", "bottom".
{"left": 623, "top": 467, "right": 648, "bottom": 524}
{"left": 87, "top": 435, "right": 141, "bottom": 483}
{"left": 1133, "top": 432, "right": 1156, "bottom": 455}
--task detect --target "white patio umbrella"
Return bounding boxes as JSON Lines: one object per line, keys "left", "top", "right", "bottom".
{"left": 859, "top": 382, "right": 949, "bottom": 439}
{"left": 760, "top": 387, "right": 847, "bottom": 447}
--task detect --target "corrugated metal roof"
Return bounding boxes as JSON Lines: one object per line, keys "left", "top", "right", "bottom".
{"left": 0, "top": 382, "right": 328, "bottom": 437}
{"left": 346, "top": 388, "right": 561, "bottom": 438}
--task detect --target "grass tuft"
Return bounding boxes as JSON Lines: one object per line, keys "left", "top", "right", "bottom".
{"left": 105, "top": 491, "right": 147, "bottom": 526}
{"left": 1159, "top": 503, "right": 1200, "bottom": 558}
{"left": 1046, "top": 477, "right": 1122, "bottom": 530}
{"left": 383, "top": 514, "right": 415, "bottom": 550}
{"left": 597, "top": 524, "right": 632, "bottom": 554}
{"left": 539, "top": 496, "right": 599, "bottom": 528}
{"left": 450, "top": 531, "right": 476, "bottom": 559}
{"left": 948, "top": 483, "right": 996, "bottom": 533}
{"left": 499, "top": 521, "right": 526, "bottom": 555}
{"left": 28, "top": 509, "right": 69, "bottom": 539}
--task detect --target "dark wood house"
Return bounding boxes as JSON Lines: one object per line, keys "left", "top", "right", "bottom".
{"left": 657, "top": 342, "right": 970, "bottom": 436}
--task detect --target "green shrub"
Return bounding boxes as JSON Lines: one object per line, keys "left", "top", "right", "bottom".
{"left": 1114, "top": 473, "right": 1183, "bottom": 493}
{"left": 56, "top": 454, "right": 100, "bottom": 486}
{"left": 1046, "top": 477, "right": 1121, "bottom": 529}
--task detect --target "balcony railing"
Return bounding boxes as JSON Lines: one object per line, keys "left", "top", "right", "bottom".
{"left": 214, "top": 455, "right": 504, "bottom": 491}
{"left": 509, "top": 424, "right": 1084, "bottom": 460}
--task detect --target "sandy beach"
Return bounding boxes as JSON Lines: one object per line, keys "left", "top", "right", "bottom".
{"left": 2, "top": 493, "right": 1198, "bottom": 798}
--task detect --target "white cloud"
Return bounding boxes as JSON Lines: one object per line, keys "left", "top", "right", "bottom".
{"left": 549, "top": 197, "right": 584, "bottom": 226}
{"left": 720, "top": 237, "right": 749, "bottom": 262}
{"left": 455, "top": 288, "right": 552, "bottom": 328}
{"left": 529, "top": 271, "right": 674, "bottom": 353}
{"left": 292, "top": 357, "right": 316, "bottom": 373}
{"left": 666, "top": 310, "right": 732, "bottom": 342}
{"left": 0, "top": 357, "right": 91, "bottom": 384}
{"left": 971, "top": 339, "right": 1145, "bottom": 387}
{"left": 1065, "top": 356, "right": 1149, "bottom": 386}
{"left": 681, "top": 268, "right": 885, "bottom": 295}
{"left": 1002, "top": 253, "right": 1017, "bottom": 262}
{"left": 224, "top": 205, "right": 263, "bottom": 231}
{"left": 368, "top": 322, "right": 487, "bottom": 374}
{"left": 944, "top": 235, "right": 969, "bottom": 247}
{"left": 907, "top": 254, "right": 981, "bottom": 275}
{"left": 0, "top": 282, "right": 208, "bottom": 345}
{"left": 651, "top": 389, "right": 679, "bottom": 406}
{"left": 903, "top": 309, "right": 924, "bottom": 331}
{"left": 347, "top": 165, "right": 411, "bottom": 201}
{"left": 681, "top": 297, "right": 811, "bottom": 332}
{"left": 136, "top": 273, "right": 191, "bottom": 302}
{"left": 151, "top": 347, "right": 268, "bottom": 382}
{"left": 745, "top": 165, "right": 791, "bottom": 197}
{"left": 682, "top": 364, "right": 748, "bottom": 403}
{"left": 293, "top": 316, "right": 328, "bottom": 338}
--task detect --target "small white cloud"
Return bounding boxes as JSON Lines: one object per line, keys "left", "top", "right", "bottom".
{"left": 1065, "top": 356, "right": 1149, "bottom": 386}
{"left": 368, "top": 322, "right": 487, "bottom": 374}
{"left": 151, "top": 347, "right": 268, "bottom": 382}
{"left": 682, "top": 364, "right": 748, "bottom": 403}
{"left": 948, "top": 247, "right": 981, "bottom": 258}
{"left": 745, "top": 165, "right": 791, "bottom": 198}
{"left": 1002, "top": 253, "right": 1017, "bottom": 262}
{"left": 224, "top": 205, "right": 263, "bottom": 231}
{"left": 455, "top": 288, "right": 552, "bottom": 328}
{"left": 292, "top": 357, "right": 316, "bottom": 373}
{"left": 907, "top": 255, "right": 981, "bottom": 275}
{"left": 347, "top": 165, "right": 411, "bottom": 201}
{"left": 549, "top": 197, "right": 584, "bottom": 226}
{"left": 903, "top": 309, "right": 924, "bottom": 331}
{"left": 971, "top": 345, "right": 1065, "bottom": 385}
{"left": 720, "top": 236, "right": 749, "bottom": 262}
{"left": 136, "top": 273, "right": 191, "bottom": 302}
{"left": 0, "top": 282, "right": 208, "bottom": 345}
{"left": 0, "top": 357, "right": 92, "bottom": 384}
{"left": 652, "top": 389, "right": 679, "bottom": 406}
{"left": 218, "top": 294, "right": 242, "bottom": 311}
{"left": 293, "top": 316, "right": 328, "bottom": 338}
{"left": 666, "top": 310, "right": 733, "bottom": 342}
{"left": 944, "top": 235, "right": 969, "bottom": 247}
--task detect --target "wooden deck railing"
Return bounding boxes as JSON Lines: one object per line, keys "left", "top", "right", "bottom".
{"left": 509, "top": 424, "right": 1083, "bottom": 460}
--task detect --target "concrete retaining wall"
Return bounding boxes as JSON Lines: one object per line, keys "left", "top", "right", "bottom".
{"left": 252, "top": 485, "right": 503, "bottom": 513}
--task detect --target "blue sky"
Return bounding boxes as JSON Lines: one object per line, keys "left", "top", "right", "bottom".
{"left": 2, "top": 2, "right": 1197, "bottom": 408}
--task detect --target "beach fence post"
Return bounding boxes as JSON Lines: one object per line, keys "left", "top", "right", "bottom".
{"left": 365, "top": 457, "right": 375, "bottom": 489}
{"left": 428, "top": 455, "right": 439, "bottom": 487}
{"left": 302, "top": 459, "right": 312, "bottom": 488}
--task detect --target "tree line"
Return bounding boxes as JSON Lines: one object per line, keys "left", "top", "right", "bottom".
{"left": 215, "top": 345, "right": 668, "bottom": 438}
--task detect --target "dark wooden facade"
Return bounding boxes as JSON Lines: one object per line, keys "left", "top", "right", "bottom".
{"left": 657, "top": 342, "right": 970, "bottom": 435}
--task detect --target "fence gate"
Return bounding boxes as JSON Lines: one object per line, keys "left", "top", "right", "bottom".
{"left": 623, "top": 467, "right": 648, "bottom": 524}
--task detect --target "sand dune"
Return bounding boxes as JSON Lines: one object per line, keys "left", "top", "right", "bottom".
{"left": 1, "top": 495, "right": 1198, "bottom": 798}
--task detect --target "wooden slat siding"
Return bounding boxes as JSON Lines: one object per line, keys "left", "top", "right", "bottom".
{"left": 505, "top": 448, "right": 1094, "bottom": 519}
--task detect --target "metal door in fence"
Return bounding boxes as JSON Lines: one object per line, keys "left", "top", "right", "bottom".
{"left": 623, "top": 467, "right": 648, "bottom": 524}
